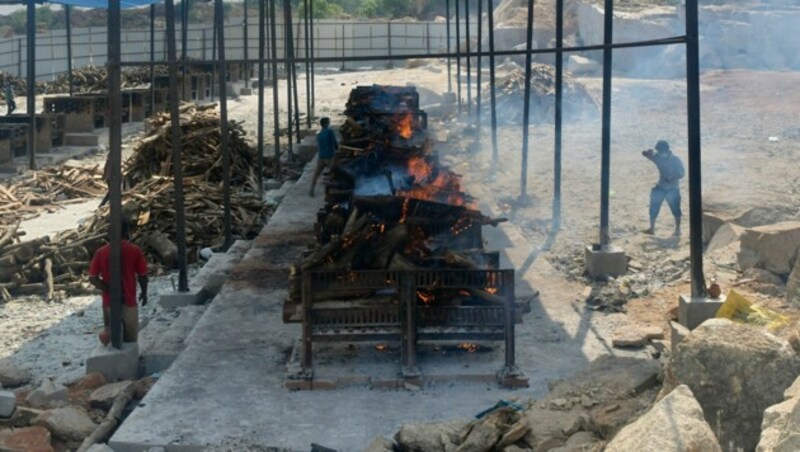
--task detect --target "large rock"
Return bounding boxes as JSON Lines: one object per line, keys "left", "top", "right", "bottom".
{"left": 707, "top": 223, "right": 744, "bottom": 254}
{"left": 364, "top": 436, "right": 395, "bottom": 452}
{"left": 394, "top": 419, "right": 469, "bottom": 451}
{"left": 0, "top": 359, "right": 32, "bottom": 388}
{"left": 26, "top": 378, "right": 68, "bottom": 409}
{"left": 0, "top": 390, "right": 15, "bottom": 418}
{"left": 757, "top": 376, "right": 800, "bottom": 451}
{"left": 787, "top": 257, "right": 800, "bottom": 306}
{"left": 672, "top": 318, "right": 800, "bottom": 451}
{"left": 605, "top": 385, "right": 721, "bottom": 452}
{"left": 0, "top": 426, "right": 53, "bottom": 452}
{"left": 89, "top": 380, "right": 134, "bottom": 409}
{"left": 33, "top": 406, "right": 98, "bottom": 442}
{"left": 738, "top": 221, "right": 800, "bottom": 275}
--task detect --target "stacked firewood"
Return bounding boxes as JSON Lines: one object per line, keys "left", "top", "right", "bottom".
{"left": 42, "top": 65, "right": 172, "bottom": 94}
{"left": 0, "top": 103, "right": 274, "bottom": 301}
{"left": 0, "top": 165, "right": 107, "bottom": 226}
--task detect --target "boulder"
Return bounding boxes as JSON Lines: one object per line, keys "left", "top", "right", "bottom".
{"left": 734, "top": 205, "right": 799, "bottom": 229}
{"left": 787, "top": 257, "right": 800, "bottom": 306}
{"left": 0, "top": 426, "right": 53, "bottom": 452}
{"left": 0, "top": 406, "right": 44, "bottom": 428}
{"left": 611, "top": 325, "right": 664, "bottom": 348}
{"left": 757, "top": 375, "right": 800, "bottom": 451}
{"left": 89, "top": 380, "right": 134, "bottom": 409}
{"left": 394, "top": 419, "right": 469, "bottom": 451}
{"left": 75, "top": 373, "right": 108, "bottom": 390}
{"left": 703, "top": 211, "right": 731, "bottom": 244}
{"left": 738, "top": 221, "right": 800, "bottom": 275}
{"left": 706, "top": 223, "right": 744, "bottom": 254}
{"left": 605, "top": 385, "right": 721, "bottom": 452}
{"left": 672, "top": 318, "right": 800, "bottom": 451}
{"left": 86, "top": 445, "right": 116, "bottom": 452}
{"left": 458, "top": 407, "right": 521, "bottom": 452}
{"left": 26, "top": 378, "right": 68, "bottom": 409}
{"left": 33, "top": 406, "right": 98, "bottom": 442}
{"left": 0, "top": 359, "right": 32, "bottom": 388}
{"left": 364, "top": 436, "right": 395, "bottom": 452}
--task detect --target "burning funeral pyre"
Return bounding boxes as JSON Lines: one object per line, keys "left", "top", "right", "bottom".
{"left": 284, "top": 86, "right": 527, "bottom": 386}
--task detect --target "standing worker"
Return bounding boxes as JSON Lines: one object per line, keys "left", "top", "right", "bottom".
{"left": 309, "top": 117, "right": 338, "bottom": 197}
{"left": 642, "top": 140, "right": 685, "bottom": 237}
{"left": 3, "top": 83, "right": 15, "bottom": 116}
{"left": 88, "top": 221, "right": 148, "bottom": 343}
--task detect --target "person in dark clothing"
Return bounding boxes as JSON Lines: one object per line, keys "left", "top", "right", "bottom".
{"left": 3, "top": 83, "right": 15, "bottom": 116}
{"left": 309, "top": 117, "right": 338, "bottom": 197}
{"left": 643, "top": 140, "right": 685, "bottom": 236}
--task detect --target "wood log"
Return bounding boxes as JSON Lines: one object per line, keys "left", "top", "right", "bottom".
{"left": 75, "top": 381, "right": 137, "bottom": 452}
{"left": 369, "top": 224, "right": 409, "bottom": 269}
{"left": 467, "top": 288, "right": 506, "bottom": 305}
{"left": 0, "top": 222, "right": 19, "bottom": 249}
{"left": 0, "top": 265, "right": 21, "bottom": 281}
{"left": 389, "top": 253, "right": 419, "bottom": 271}
{"left": 443, "top": 249, "right": 478, "bottom": 269}
{"left": 0, "top": 253, "right": 16, "bottom": 267}
{"left": 144, "top": 231, "right": 178, "bottom": 268}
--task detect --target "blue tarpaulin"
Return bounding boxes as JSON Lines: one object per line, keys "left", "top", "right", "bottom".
{"left": 47, "top": 0, "right": 161, "bottom": 9}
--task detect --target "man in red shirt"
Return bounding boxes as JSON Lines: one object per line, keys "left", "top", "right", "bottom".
{"left": 88, "top": 221, "right": 148, "bottom": 342}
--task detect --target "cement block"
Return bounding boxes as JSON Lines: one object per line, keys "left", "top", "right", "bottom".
{"left": 585, "top": 244, "right": 627, "bottom": 279}
{"left": 239, "top": 87, "right": 253, "bottom": 96}
{"left": 85, "top": 343, "right": 139, "bottom": 382}
{"left": 64, "top": 133, "right": 100, "bottom": 147}
{"left": 159, "top": 288, "right": 208, "bottom": 309}
{"left": 0, "top": 390, "right": 15, "bottom": 418}
{"left": 678, "top": 295, "right": 726, "bottom": 330}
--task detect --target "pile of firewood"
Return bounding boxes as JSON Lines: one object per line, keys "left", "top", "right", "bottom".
{"left": 0, "top": 103, "right": 274, "bottom": 301}
{"left": 0, "top": 164, "right": 107, "bottom": 226}
{"left": 42, "top": 65, "right": 172, "bottom": 94}
{"left": 484, "top": 62, "right": 598, "bottom": 124}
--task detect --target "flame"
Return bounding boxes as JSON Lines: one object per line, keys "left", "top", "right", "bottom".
{"left": 486, "top": 287, "right": 499, "bottom": 295}
{"left": 417, "top": 290, "right": 435, "bottom": 304}
{"left": 408, "top": 156, "right": 432, "bottom": 182}
{"left": 399, "top": 197, "right": 410, "bottom": 224}
{"left": 395, "top": 112, "right": 413, "bottom": 139}
{"left": 459, "top": 343, "right": 478, "bottom": 353}
{"left": 375, "top": 344, "right": 388, "bottom": 351}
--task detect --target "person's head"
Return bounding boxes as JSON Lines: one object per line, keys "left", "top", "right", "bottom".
{"left": 655, "top": 140, "right": 670, "bottom": 153}
{"left": 320, "top": 117, "right": 330, "bottom": 128}
{"left": 108, "top": 220, "right": 131, "bottom": 240}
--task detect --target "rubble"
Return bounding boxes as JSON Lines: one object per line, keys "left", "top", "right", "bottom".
{"left": 394, "top": 419, "right": 469, "bottom": 451}
{"left": 738, "top": 221, "right": 800, "bottom": 275}
{"left": 0, "top": 426, "right": 53, "bottom": 452}
{"left": 611, "top": 325, "right": 664, "bottom": 348}
{"left": 757, "top": 375, "right": 800, "bottom": 451}
{"left": 670, "top": 318, "right": 800, "bottom": 451}
{"left": 89, "top": 380, "right": 134, "bottom": 410}
{"left": 0, "top": 358, "right": 32, "bottom": 387}
{"left": 26, "top": 378, "right": 69, "bottom": 409}
{"left": 33, "top": 405, "right": 98, "bottom": 442}
{"left": 605, "top": 385, "right": 721, "bottom": 452}
{"left": 0, "top": 389, "right": 15, "bottom": 417}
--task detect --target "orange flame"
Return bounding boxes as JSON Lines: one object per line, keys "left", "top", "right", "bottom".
{"left": 375, "top": 344, "right": 388, "bottom": 351}
{"left": 417, "top": 290, "right": 435, "bottom": 304}
{"left": 459, "top": 343, "right": 478, "bottom": 353}
{"left": 486, "top": 287, "right": 499, "bottom": 295}
{"left": 396, "top": 112, "right": 413, "bottom": 139}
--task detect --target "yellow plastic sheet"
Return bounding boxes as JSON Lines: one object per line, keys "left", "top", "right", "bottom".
{"left": 716, "top": 289, "right": 790, "bottom": 331}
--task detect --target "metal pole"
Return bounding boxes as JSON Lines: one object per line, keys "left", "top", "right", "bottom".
{"left": 519, "top": 0, "right": 534, "bottom": 202}
{"left": 465, "top": 0, "right": 471, "bottom": 113}
{"left": 182, "top": 0, "right": 190, "bottom": 101}
{"left": 553, "top": 0, "right": 563, "bottom": 230}
{"left": 166, "top": 0, "right": 189, "bottom": 292}
{"left": 476, "top": 0, "right": 482, "bottom": 126}
{"left": 426, "top": 22, "right": 431, "bottom": 54}
{"left": 487, "top": 0, "right": 498, "bottom": 169}
{"left": 270, "top": 0, "right": 281, "bottom": 172}
{"left": 446, "top": 0, "right": 451, "bottom": 93}
{"left": 211, "top": 16, "right": 216, "bottom": 101}
{"left": 290, "top": 3, "right": 301, "bottom": 143}
{"left": 387, "top": 22, "right": 392, "bottom": 69}
{"left": 599, "top": 0, "right": 612, "bottom": 246}
{"left": 107, "top": 0, "right": 123, "bottom": 349}
{"left": 686, "top": 0, "right": 706, "bottom": 298}
{"left": 66, "top": 5, "right": 73, "bottom": 96}
{"left": 150, "top": 4, "right": 156, "bottom": 114}
{"left": 26, "top": 0, "right": 35, "bottom": 171}
{"left": 244, "top": 0, "right": 249, "bottom": 80}
{"left": 215, "top": 0, "right": 233, "bottom": 249}
{"left": 309, "top": 0, "right": 315, "bottom": 116}
{"left": 455, "top": 0, "right": 461, "bottom": 110}
{"left": 258, "top": 0, "right": 265, "bottom": 194}
{"left": 340, "top": 24, "right": 345, "bottom": 71}
{"left": 304, "top": 0, "right": 311, "bottom": 128}
{"left": 283, "top": 0, "right": 294, "bottom": 157}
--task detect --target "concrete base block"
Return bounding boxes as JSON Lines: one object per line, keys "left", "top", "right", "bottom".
{"left": 64, "top": 133, "right": 100, "bottom": 147}
{"left": 85, "top": 343, "right": 139, "bottom": 382}
{"left": 0, "top": 390, "right": 15, "bottom": 418}
{"left": 159, "top": 288, "right": 208, "bottom": 309}
{"left": 239, "top": 87, "right": 253, "bottom": 96}
{"left": 678, "top": 294, "right": 726, "bottom": 330}
{"left": 585, "top": 244, "right": 627, "bottom": 279}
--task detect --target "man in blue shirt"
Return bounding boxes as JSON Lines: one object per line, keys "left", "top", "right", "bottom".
{"left": 310, "top": 117, "right": 338, "bottom": 197}
{"left": 643, "top": 140, "right": 685, "bottom": 236}
{"left": 3, "top": 83, "right": 15, "bottom": 116}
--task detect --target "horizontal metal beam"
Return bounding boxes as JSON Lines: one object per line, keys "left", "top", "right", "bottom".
{"left": 119, "top": 35, "right": 687, "bottom": 67}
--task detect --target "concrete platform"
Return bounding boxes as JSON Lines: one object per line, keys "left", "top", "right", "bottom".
{"left": 138, "top": 305, "right": 207, "bottom": 375}
{"left": 111, "top": 159, "right": 644, "bottom": 451}
{"left": 85, "top": 343, "right": 139, "bottom": 382}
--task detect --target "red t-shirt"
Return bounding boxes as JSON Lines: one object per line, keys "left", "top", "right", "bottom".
{"left": 88, "top": 240, "right": 148, "bottom": 307}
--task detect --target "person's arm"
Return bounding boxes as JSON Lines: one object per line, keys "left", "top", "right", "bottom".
{"left": 642, "top": 149, "right": 655, "bottom": 161}
{"left": 137, "top": 274, "right": 148, "bottom": 306}
{"left": 88, "top": 275, "right": 108, "bottom": 294}
{"left": 332, "top": 131, "right": 339, "bottom": 151}
{"left": 88, "top": 251, "right": 107, "bottom": 294}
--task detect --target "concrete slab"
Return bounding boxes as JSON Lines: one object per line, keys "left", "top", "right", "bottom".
{"left": 85, "top": 343, "right": 139, "bottom": 382}
{"left": 138, "top": 306, "right": 207, "bottom": 375}
{"left": 678, "top": 295, "right": 726, "bottom": 330}
{"left": 585, "top": 244, "right": 627, "bottom": 279}
{"left": 0, "top": 390, "right": 15, "bottom": 418}
{"left": 190, "top": 240, "right": 251, "bottom": 298}
{"left": 158, "top": 289, "right": 208, "bottom": 309}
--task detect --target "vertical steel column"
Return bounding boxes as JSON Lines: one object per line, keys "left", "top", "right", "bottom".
{"left": 258, "top": 0, "right": 266, "bottom": 194}
{"left": 487, "top": 0, "right": 498, "bottom": 169}
{"left": 215, "top": 0, "right": 233, "bottom": 250}
{"left": 340, "top": 24, "right": 345, "bottom": 71}
{"left": 304, "top": 0, "right": 311, "bottom": 128}
{"left": 465, "top": 0, "right": 471, "bottom": 113}
{"left": 291, "top": 9, "right": 301, "bottom": 143}
{"left": 150, "top": 5, "right": 156, "bottom": 114}
{"left": 476, "top": 0, "right": 482, "bottom": 126}
{"left": 599, "top": 0, "right": 613, "bottom": 246}
{"left": 283, "top": 0, "right": 294, "bottom": 157}
{"left": 26, "top": 0, "right": 35, "bottom": 171}
{"left": 685, "top": 0, "right": 706, "bottom": 298}
{"left": 553, "top": 0, "right": 563, "bottom": 229}
{"left": 243, "top": 0, "right": 249, "bottom": 79}
{"left": 309, "top": 0, "right": 315, "bottom": 115}
{"left": 446, "top": 0, "right": 452, "bottom": 93}
{"left": 519, "top": 0, "right": 534, "bottom": 202}
{"left": 107, "top": 0, "right": 123, "bottom": 349}
{"left": 455, "top": 0, "right": 461, "bottom": 110}
{"left": 269, "top": 0, "right": 281, "bottom": 172}
{"left": 66, "top": 5, "right": 73, "bottom": 96}
{"left": 211, "top": 17, "right": 216, "bottom": 101}
{"left": 181, "top": 0, "right": 189, "bottom": 101}
{"left": 386, "top": 22, "right": 392, "bottom": 69}
{"left": 166, "top": 0, "right": 189, "bottom": 292}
